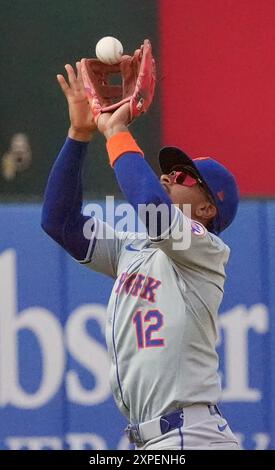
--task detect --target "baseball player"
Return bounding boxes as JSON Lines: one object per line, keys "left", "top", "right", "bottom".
{"left": 42, "top": 61, "right": 240, "bottom": 450}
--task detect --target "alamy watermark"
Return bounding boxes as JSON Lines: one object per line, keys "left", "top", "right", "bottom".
{"left": 82, "top": 196, "right": 193, "bottom": 250}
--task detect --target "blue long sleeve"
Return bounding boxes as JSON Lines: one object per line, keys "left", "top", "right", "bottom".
{"left": 113, "top": 152, "right": 175, "bottom": 238}
{"left": 41, "top": 137, "right": 92, "bottom": 260}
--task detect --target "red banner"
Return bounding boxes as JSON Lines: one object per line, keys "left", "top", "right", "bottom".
{"left": 160, "top": 0, "right": 275, "bottom": 195}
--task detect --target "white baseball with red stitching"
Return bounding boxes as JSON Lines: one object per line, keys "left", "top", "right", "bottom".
{"left": 95, "top": 36, "right": 123, "bottom": 65}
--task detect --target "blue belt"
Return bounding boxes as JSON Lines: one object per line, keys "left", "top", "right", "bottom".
{"left": 125, "top": 409, "right": 184, "bottom": 445}
{"left": 125, "top": 405, "right": 220, "bottom": 445}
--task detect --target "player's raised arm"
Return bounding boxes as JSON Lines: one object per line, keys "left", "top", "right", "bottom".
{"left": 41, "top": 62, "right": 96, "bottom": 261}
{"left": 95, "top": 103, "right": 176, "bottom": 240}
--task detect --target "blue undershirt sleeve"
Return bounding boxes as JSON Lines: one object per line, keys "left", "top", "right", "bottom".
{"left": 41, "top": 137, "right": 92, "bottom": 261}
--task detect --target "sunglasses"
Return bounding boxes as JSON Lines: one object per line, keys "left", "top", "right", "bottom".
{"left": 168, "top": 169, "right": 203, "bottom": 187}
{"left": 168, "top": 169, "right": 216, "bottom": 206}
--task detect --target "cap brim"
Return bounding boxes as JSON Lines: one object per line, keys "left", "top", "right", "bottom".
{"left": 159, "top": 146, "right": 198, "bottom": 175}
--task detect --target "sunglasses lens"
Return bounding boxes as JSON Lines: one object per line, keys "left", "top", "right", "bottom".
{"left": 174, "top": 172, "right": 186, "bottom": 184}
{"left": 182, "top": 174, "right": 198, "bottom": 186}
{"left": 174, "top": 171, "right": 198, "bottom": 187}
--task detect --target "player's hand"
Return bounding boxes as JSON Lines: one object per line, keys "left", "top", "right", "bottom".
{"left": 96, "top": 102, "right": 131, "bottom": 140}
{"left": 57, "top": 62, "right": 97, "bottom": 142}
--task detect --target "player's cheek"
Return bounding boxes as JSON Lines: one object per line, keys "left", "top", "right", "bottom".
{"left": 172, "top": 186, "right": 191, "bottom": 205}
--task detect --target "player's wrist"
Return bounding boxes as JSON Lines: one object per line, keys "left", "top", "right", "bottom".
{"left": 106, "top": 131, "right": 143, "bottom": 166}
{"left": 68, "top": 126, "right": 94, "bottom": 142}
{"left": 103, "top": 124, "right": 128, "bottom": 141}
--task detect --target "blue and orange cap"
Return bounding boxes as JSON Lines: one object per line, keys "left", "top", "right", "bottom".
{"left": 159, "top": 146, "right": 239, "bottom": 234}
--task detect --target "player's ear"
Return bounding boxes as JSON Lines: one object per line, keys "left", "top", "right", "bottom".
{"left": 195, "top": 201, "right": 217, "bottom": 222}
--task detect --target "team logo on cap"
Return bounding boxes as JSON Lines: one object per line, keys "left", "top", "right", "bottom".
{"left": 191, "top": 220, "right": 206, "bottom": 237}
{"left": 217, "top": 190, "right": 225, "bottom": 201}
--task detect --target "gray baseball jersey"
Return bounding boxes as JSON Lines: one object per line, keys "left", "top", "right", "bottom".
{"left": 80, "top": 207, "right": 230, "bottom": 424}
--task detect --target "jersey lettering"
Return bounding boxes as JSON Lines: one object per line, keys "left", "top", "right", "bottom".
{"left": 133, "top": 309, "right": 165, "bottom": 349}
{"left": 115, "top": 272, "right": 161, "bottom": 303}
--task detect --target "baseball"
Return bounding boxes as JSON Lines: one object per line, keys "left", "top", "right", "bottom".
{"left": 95, "top": 36, "right": 123, "bottom": 65}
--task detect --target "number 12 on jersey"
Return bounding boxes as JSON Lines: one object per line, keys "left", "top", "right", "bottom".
{"left": 133, "top": 309, "right": 165, "bottom": 349}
